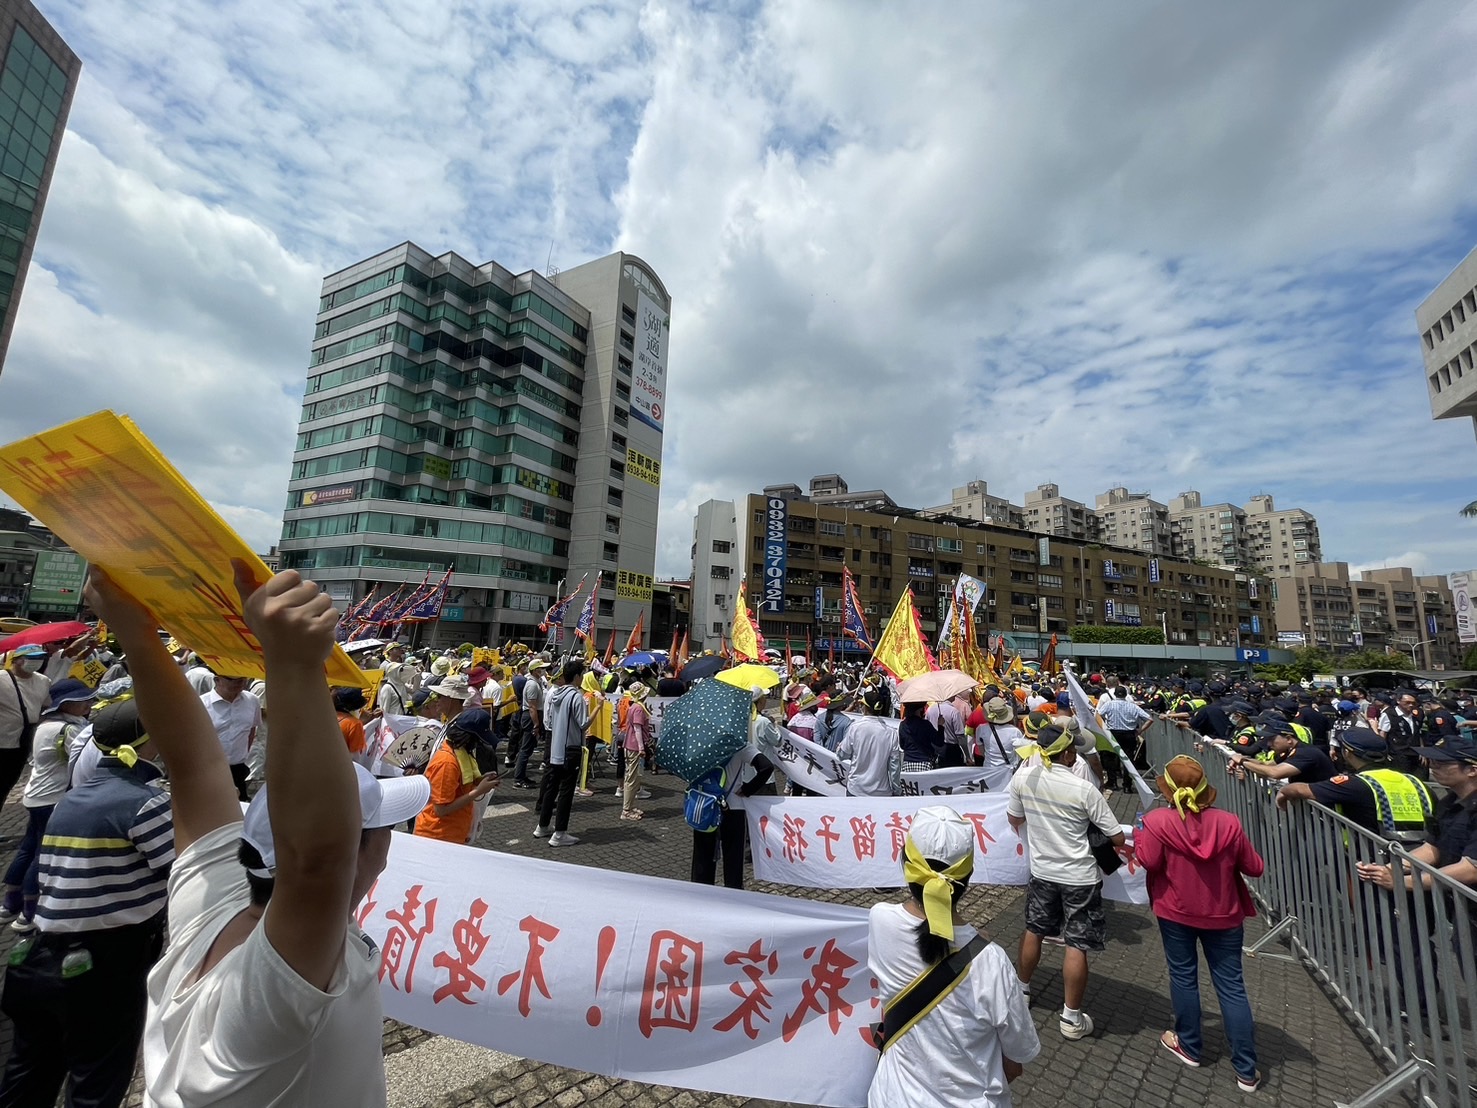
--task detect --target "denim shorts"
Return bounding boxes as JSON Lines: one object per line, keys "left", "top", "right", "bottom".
{"left": 1025, "top": 876, "right": 1106, "bottom": 952}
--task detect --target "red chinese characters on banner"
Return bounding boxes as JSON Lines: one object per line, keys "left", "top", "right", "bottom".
{"left": 815, "top": 815, "right": 841, "bottom": 863}
{"left": 433, "top": 898, "right": 491, "bottom": 1005}
{"left": 962, "top": 812, "right": 996, "bottom": 855}
{"left": 713, "top": 940, "right": 780, "bottom": 1039}
{"left": 380, "top": 884, "right": 438, "bottom": 994}
{"left": 781, "top": 939, "right": 859, "bottom": 1042}
{"left": 497, "top": 915, "right": 560, "bottom": 1017}
{"left": 884, "top": 812, "right": 913, "bottom": 863}
{"left": 849, "top": 815, "right": 877, "bottom": 861}
{"left": 781, "top": 815, "right": 809, "bottom": 864}
{"left": 640, "top": 930, "right": 703, "bottom": 1037}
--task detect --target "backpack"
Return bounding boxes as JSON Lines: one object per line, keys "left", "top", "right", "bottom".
{"left": 683, "top": 766, "right": 728, "bottom": 832}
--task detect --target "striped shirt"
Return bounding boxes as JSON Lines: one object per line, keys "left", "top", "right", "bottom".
{"left": 35, "top": 759, "right": 173, "bottom": 933}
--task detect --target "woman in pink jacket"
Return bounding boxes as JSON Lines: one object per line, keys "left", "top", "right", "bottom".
{"left": 1136, "top": 755, "right": 1265, "bottom": 1093}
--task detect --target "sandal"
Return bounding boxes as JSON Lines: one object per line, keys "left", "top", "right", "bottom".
{"left": 620, "top": 810, "right": 644, "bottom": 821}
{"left": 1160, "top": 1030, "right": 1200, "bottom": 1068}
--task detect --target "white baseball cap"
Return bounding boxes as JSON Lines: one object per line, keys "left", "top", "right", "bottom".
{"left": 241, "top": 763, "right": 430, "bottom": 878}
{"left": 907, "top": 806, "right": 974, "bottom": 866}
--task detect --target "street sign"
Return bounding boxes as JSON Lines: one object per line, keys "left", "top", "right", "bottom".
{"left": 1237, "top": 648, "right": 1268, "bottom": 663}
{"left": 28, "top": 549, "right": 86, "bottom": 614}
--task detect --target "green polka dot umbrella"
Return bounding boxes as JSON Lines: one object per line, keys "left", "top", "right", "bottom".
{"left": 655, "top": 677, "right": 753, "bottom": 783}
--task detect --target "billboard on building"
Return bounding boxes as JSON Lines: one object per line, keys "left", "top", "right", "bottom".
{"left": 762, "top": 496, "right": 787, "bottom": 613}
{"left": 631, "top": 291, "right": 668, "bottom": 432}
{"left": 29, "top": 550, "right": 86, "bottom": 613}
{"left": 1452, "top": 571, "right": 1475, "bottom": 645}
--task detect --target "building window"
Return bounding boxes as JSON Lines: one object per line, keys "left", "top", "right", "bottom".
{"left": 615, "top": 382, "right": 630, "bottom": 402}
{"left": 607, "top": 488, "right": 623, "bottom": 508}
{"left": 613, "top": 407, "right": 628, "bottom": 426}
{"left": 609, "top": 460, "right": 625, "bottom": 479}
{"left": 712, "top": 539, "right": 731, "bottom": 553}
{"left": 617, "top": 355, "right": 632, "bottom": 377}
{"left": 619, "top": 331, "right": 634, "bottom": 352}
{"left": 710, "top": 565, "right": 731, "bottom": 579}
{"left": 599, "top": 599, "right": 614, "bottom": 616}
{"left": 712, "top": 621, "right": 723, "bottom": 633}
{"left": 622, "top": 303, "right": 636, "bottom": 324}
{"left": 602, "top": 542, "right": 619, "bottom": 563}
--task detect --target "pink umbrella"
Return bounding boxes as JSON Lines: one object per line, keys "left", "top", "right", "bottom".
{"left": 0, "top": 621, "right": 91, "bottom": 655}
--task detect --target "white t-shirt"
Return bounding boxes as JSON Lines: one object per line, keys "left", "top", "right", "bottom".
{"left": 0, "top": 670, "right": 50, "bottom": 750}
{"left": 1007, "top": 762, "right": 1120, "bottom": 886}
{"left": 977, "top": 722, "right": 1027, "bottom": 771}
{"left": 202, "top": 689, "right": 262, "bottom": 766}
{"left": 867, "top": 903, "right": 1039, "bottom": 1108}
{"left": 23, "top": 717, "right": 78, "bottom": 807}
{"left": 144, "top": 823, "right": 387, "bottom": 1107}
{"left": 186, "top": 667, "right": 217, "bottom": 695}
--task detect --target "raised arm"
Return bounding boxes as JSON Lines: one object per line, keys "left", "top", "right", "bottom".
{"left": 237, "top": 563, "right": 360, "bottom": 991}
{"left": 84, "top": 568, "right": 240, "bottom": 853}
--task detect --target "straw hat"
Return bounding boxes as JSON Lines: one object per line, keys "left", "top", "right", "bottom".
{"left": 1155, "top": 755, "right": 1217, "bottom": 815}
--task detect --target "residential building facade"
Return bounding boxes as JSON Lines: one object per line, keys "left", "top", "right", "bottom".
{"left": 689, "top": 499, "right": 739, "bottom": 654}
{"left": 1022, "top": 483, "right": 1097, "bottom": 542}
{"left": 922, "top": 480, "right": 1026, "bottom": 529}
{"left": 1417, "top": 245, "right": 1477, "bottom": 442}
{"left": 1167, "top": 491, "right": 1252, "bottom": 569}
{"left": 0, "top": 2, "right": 80, "bottom": 372}
{"left": 278, "top": 243, "right": 670, "bottom": 648}
{"left": 1094, "top": 487, "right": 1172, "bottom": 557}
{"left": 1245, "top": 494, "right": 1321, "bottom": 576}
{"left": 746, "top": 478, "right": 1276, "bottom": 661}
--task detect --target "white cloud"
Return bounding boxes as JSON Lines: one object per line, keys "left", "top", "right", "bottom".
{"left": 3, "top": 0, "right": 1475, "bottom": 594}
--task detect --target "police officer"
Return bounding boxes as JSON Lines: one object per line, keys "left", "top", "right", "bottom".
{"left": 1275, "top": 728, "right": 1433, "bottom": 841}
{"left": 1229, "top": 718, "right": 1336, "bottom": 785}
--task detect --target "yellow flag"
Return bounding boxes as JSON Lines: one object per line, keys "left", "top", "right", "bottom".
{"left": 873, "top": 589, "right": 936, "bottom": 681}
{"left": 731, "top": 580, "right": 760, "bottom": 661}
{"left": 0, "top": 411, "right": 367, "bottom": 687}
{"left": 1008, "top": 654, "right": 1025, "bottom": 677}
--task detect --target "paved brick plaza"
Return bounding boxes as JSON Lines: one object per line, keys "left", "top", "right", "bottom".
{"left": 0, "top": 766, "right": 1399, "bottom": 1107}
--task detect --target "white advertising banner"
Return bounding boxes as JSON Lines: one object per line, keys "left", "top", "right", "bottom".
{"left": 365, "top": 834, "right": 877, "bottom": 1107}
{"left": 744, "top": 792, "right": 1148, "bottom": 905}
{"left": 632, "top": 290, "right": 669, "bottom": 432}
{"left": 1452, "top": 571, "right": 1475, "bottom": 645}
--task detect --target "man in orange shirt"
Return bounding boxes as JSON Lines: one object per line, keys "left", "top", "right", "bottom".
{"left": 415, "top": 710, "right": 498, "bottom": 844}
{"left": 333, "top": 687, "right": 368, "bottom": 756}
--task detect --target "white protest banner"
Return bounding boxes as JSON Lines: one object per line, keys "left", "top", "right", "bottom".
{"left": 365, "top": 834, "right": 876, "bottom": 1107}
{"left": 901, "top": 764, "right": 1013, "bottom": 796}
{"left": 1062, "top": 662, "right": 1155, "bottom": 809}
{"left": 744, "top": 792, "right": 1147, "bottom": 905}
{"left": 758, "top": 725, "right": 849, "bottom": 796}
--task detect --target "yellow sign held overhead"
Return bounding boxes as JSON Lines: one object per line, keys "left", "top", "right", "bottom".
{"left": 0, "top": 411, "right": 368, "bottom": 687}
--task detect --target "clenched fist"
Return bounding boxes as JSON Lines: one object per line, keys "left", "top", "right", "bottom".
{"left": 233, "top": 561, "right": 340, "bottom": 665}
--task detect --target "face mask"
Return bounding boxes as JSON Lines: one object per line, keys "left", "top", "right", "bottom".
{"left": 16, "top": 658, "right": 43, "bottom": 675}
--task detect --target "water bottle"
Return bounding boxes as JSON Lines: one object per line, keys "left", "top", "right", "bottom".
{"left": 7, "top": 936, "right": 32, "bottom": 966}
{"left": 60, "top": 948, "right": 92, "bottom": 979}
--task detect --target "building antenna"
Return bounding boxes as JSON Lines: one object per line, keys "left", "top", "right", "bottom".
{"left": 546, "top": 240, "right": 558, "bottom": 280}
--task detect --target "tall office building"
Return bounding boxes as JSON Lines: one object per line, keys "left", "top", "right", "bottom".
{"left": 279, "top": 243, "right": 670, "bottom": 648}
{"left": 1416, "top": 246, "right": 1477, "bottom": 443}
{"left": 0, "top": 2, "right": 79, "bottom": 372}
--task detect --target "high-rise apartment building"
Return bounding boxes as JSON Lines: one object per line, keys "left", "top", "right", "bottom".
{"left": 922, "top": 480, "right": 1025, "bottom": 529}
{"left": 279, "top": 243, "right": 670, "bottom": 647}
{"left": 1245, "top": 494, "right": 1321, "bottom": 576}
{"left": 1167, "top": 491, "right": 1252, "bottom": 568}
{"left": 689, "top": 499, "right": 738, "bottom": 654}
{"left": 0, "top": 2, "right": 79, "bottom": 372}
{"left": 1094, "top": 487, "right": 1172, "bottom": 557}
{"left": 1416, "top": 245, "right": 1477, "bottom": 443}
{"left": 1022, "top": 483, "right": 1097, "bottom": 542}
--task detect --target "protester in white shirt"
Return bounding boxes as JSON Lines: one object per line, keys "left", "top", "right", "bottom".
{"left": 185, "top": 662, "right": 217, "bottom": 695}
{"left": 85, "top": 563, "right": 429, "bottom": 1108}
{"left": 202, "top": 675, "right": 262, "bottom": 801}
{"left": 976, "top": 697, "right": 1026, "bottom": 771}
{"left": 837, "top": 685, "right": 903, "bottom": 796}
{"left": 0, "top": 646, "right": 51, "bottom": 805}
{"left": 868, "top": 807, "right": 1039, "bottom": 1107}
{"left": 1008, "top": 726, "right": 1125, "bottom": 1042}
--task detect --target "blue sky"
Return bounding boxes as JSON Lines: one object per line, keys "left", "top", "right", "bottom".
{"left": 2, "top": 0, "right": 1475, "bottom": 580}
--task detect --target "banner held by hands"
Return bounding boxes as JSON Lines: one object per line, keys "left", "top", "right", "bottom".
{"left": 0, "top": 410, "right": 366, "bottom": 687}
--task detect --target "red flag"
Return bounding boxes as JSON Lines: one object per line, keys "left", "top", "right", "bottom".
{"left": 720, "top": 634, "right": 731, "bottom": 660}
{"left": 603, "top": 629, "right": 617, "bottom": 668}
{"left": 1041, "top": 633, "right": 1060, "bottom": 676}
{"left": 806, "top": 625, "right": 813, "bottom": 665}
{"left": 677, "top": 631, "right": 690, "bottom": 666}
{"left": 624, "top": 611, "right": 645, "bottom": 656}
{"left": 828, "top": 632, "right": 835, "bottom": 668}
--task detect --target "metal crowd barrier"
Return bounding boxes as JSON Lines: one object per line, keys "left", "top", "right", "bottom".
{"left": 1144, "top": 720, "right": 1476, "bottom": 1108}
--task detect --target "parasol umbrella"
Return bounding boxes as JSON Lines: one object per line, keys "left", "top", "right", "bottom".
{"left": 655, "top": 678, "right": 754, "bottom": 781}
{"left": 617, "top": 651, "right": 661, "bottom": 669}
{"left": 715, "top": 663, "right": 782, "bottom": 691}
{"left": 678, "top": 654, "right": 726, "bottom": 682}
{"left": 0, "top": 621, "right": 90, "bottom": 655}
{"left": 897, "top": 668, "right": 978, "bottom": 705}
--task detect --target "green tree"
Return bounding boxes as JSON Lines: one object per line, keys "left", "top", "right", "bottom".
{"left": 1254, "top": 646, "right": 1335, "bottom": 683}
{"left": 1342, "top": 648, "right": 1415, "bottom": 671}
{"left": 1462, "top": 645, "right": 1477, "bottom": 671}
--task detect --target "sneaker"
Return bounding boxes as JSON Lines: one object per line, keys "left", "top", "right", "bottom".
{"left": 513, "top": 779, "right": 535, "bottom": 790}
{"left": 614, "top": 786, "right": 623, "bottom": 796}
{"left": 9, "top": 917, "right": 35, "bottom": 935}
{"left": 1236, "top": 1070, "right": 1262, "bottom": 1093}
{"left": 1059, "top": 1012, "right": 1094, "bottom": 1040}
{"left": 0, "top": 908, "right": 17, "bottom": 925}
{"left": 548, "top": 831, "right": 580, "bottom": 847}
{"left": 575, "top": 789, "right": 595, "bottom": 798}
{"left": 533, "top": 824, "right": 549, "bottom": 838}
{"left": 1160, "top": 1031, "right": 1200, "bottom": 1068}
{"left": 1018, "top": 980, "right": 1031, "bottom": 999}
{"left": 635, "top": 789, "right": 652, "bottom": 800}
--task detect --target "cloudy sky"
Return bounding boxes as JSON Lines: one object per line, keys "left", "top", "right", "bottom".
{"left": 5, "top": 0, "right": 1476, "bottom": 580}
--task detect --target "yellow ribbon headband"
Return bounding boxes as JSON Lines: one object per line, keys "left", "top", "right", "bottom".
{"left": 902, "top": 835, "right": 974, "bottom": 942}
{"left": 1017, "top": 728, "right": 1073, "bottom": 767}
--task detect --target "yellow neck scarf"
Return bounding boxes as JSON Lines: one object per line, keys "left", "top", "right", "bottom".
{"left": 1170, "top": 778, "right": 1210, "bottom": 819}
{"left": 1016, "top": 729, "right": 1073, "bottom": 767}
{"left": 108, "top": 743, "right": 140, "bottom": 768}
{"left": 453, "top": 747, "right": 479, "bottom": 786}
{"left": 902, "top": 836, "right": 973, "bottom": 942}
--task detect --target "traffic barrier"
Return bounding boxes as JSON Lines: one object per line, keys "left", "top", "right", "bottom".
{"left": 1145, "top": 720, "right": 1476, "bottom": 1108}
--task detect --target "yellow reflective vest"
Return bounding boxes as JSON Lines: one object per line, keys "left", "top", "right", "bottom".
{"left": 1358, "top": 769, "right": 1434, "bottom": 841}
